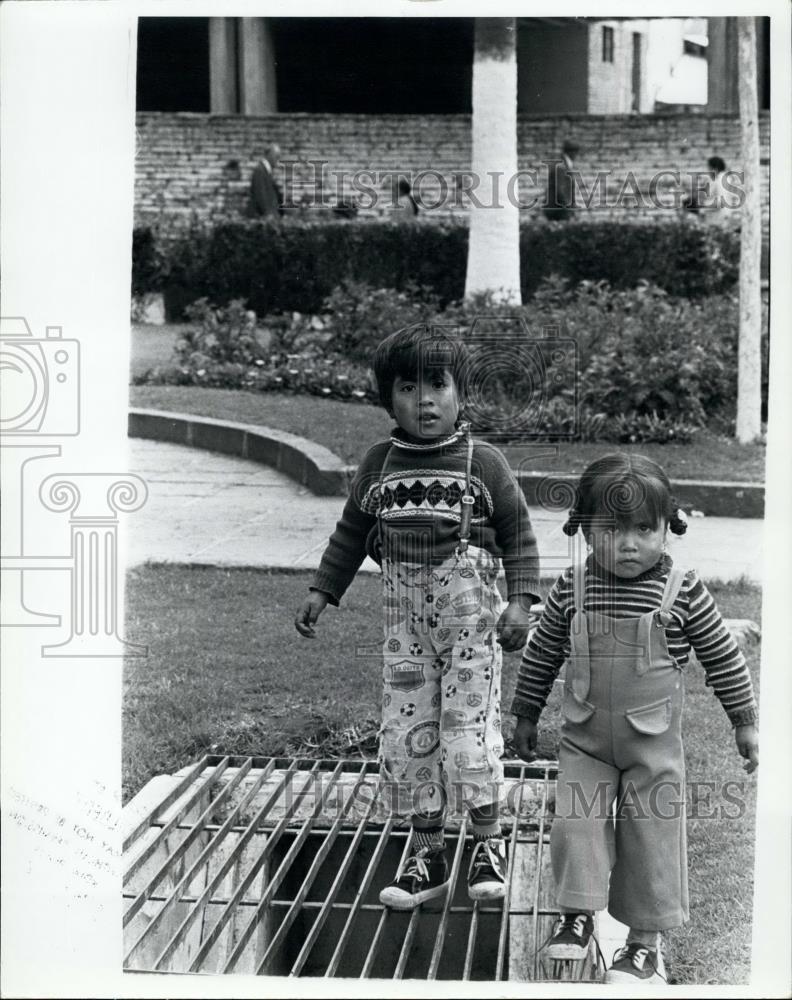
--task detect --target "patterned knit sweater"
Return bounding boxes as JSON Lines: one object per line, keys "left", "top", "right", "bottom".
{"left": 511, "top": 553, "right": 758, "bottom": 727}
{"left": 311, "top": 427, "right": 541, "bottom": 605}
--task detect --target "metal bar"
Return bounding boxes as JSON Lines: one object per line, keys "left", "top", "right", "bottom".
{"left": 255, "top": 764, "right": 371, "bottom": 974}
{"left": 359, "top": 910, "right": 389, "bottom": 979}
{"left": 392, "top": 907, "right": 421, "bottom": 980}
{"left": 289, "top": 778, "right": 382, "bottom": 977}
{"left": 462, "top": 902, "right": 480, "bottom": 981}
{"left": 151, "top": 759, "right": 310, "bottom": 972}
{"left": 358, "top": 831, "right": 413, "bottom": 979}
{"left": 142, "top": 820, "right": 543, "bottom": 844}
{"left": 219, "top": 763, "right": 346, "bottom": 974}
{"left": 124, "top": 758, "right": 273, "bottom": 959}
{"left": 427, "top": 820, "right": 469, "bottom": 980}
{"left": 123, "top": 756, "right": 211, "bottom": 853}
{"left": 125, "top": 893, "right": 559, "bottom": 918}
{"left": 123, "top": 757, "right": 231, "bottom": 883}
{"left": 325, "top": 817, "right": 395, "bottom": 977}
{"left": 123, "top": 758, "right": 252, "bottom": 928}
{"left": 494, "top": 768, "right": 530, "bottom": 982}
{"left": 532, "top": 766, "right": 552, "bottom": 980}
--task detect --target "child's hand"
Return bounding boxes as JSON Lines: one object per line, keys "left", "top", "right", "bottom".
{"left": 496, "top": 597, "right": 536, "bottom": 652}
{"left": 512, "top": 717, "right": 538, "bottom": 761}
{"left": 735, "top": 724, "right": 759, "bottom": 773}
{"left": 295, "top": 590, "right": 330, "bottom": 638}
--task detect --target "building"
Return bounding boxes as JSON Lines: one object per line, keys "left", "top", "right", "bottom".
{"left": 137, "top": 16, "right": 769, "bottom": 117}
{"left": 134, "top": 16, "right": 770, "bottom": 241}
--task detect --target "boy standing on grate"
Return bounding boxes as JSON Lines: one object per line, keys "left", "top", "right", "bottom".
{"left": 295, "top": 325, "right": 540, "bottom": 908}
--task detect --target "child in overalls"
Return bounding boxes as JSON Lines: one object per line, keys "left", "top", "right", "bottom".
{"left": 511, "top": 454, "right": 759, "bottom": 983}
{"left": 295, "top": 325, "right": 540, "bottom": 907}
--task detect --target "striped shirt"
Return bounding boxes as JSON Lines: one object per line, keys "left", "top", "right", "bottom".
{"left": 511, "top": 554, "right": 758, "bottom": 727}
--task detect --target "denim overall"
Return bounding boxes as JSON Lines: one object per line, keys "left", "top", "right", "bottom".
{"left": 377, "top": 426, "right": 506, "bottom": 817}
{"left": 551, "top": 555, "right": 690, "bottom": 931}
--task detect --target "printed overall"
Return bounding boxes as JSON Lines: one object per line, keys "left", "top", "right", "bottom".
{"left": 551, "top": 557, "right": 690, "bottom": 931}
{"left": 377, "top": 428, "right": 505, "bottom": 818}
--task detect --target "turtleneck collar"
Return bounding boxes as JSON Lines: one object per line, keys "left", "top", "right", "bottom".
{"left": 587, "top": 551, "right": 672, "bottom": 584}
{"left": 389, "top": 425, "right": 467, "bottom": 452}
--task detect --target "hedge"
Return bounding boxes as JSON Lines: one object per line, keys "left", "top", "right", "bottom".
{"left": 131, "top": 218, "right": 740, "bottom": 320}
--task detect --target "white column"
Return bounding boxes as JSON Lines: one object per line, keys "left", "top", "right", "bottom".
{"left": 209, "top": 17, "right": 238, "bottom": 114}
{"left": 736, "top": 17, "right": 762, "bottom": 443}
{"left": 464, "top": 18, "right": 521, "bottom": 304}
{"left": 239, "top": 17, "right": 277, "bottom": 115}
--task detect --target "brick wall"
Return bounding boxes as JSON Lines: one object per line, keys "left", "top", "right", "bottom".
{"left": 135, "top": 111, "right": 770, "bottom": 241}
{"left": 587, "top": 21, "right": 634, "bottom": 114}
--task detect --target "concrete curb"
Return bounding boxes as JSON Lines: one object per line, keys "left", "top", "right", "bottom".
{"left": 128, "top": 408, "right": 764, "bottom": 518}
{"left": 128, "top": 408, "right": 353, "bottom": 497}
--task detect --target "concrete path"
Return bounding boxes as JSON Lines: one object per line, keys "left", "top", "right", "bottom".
{"left": 126, "top": 439, "right": 764, "bottom": 584}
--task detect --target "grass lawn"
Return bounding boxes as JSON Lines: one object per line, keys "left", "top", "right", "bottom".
{"left": 130, "top": 323, "right": 191, "bottom": 380}
{"left": 130, "top": 383, "right": 766, "bottom": 482}
{"left": 124, "top": 565, "right": 760, "bottom": 984}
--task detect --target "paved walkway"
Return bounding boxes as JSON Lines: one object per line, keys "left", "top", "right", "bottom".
{"left": 127, "top": 439, "right": 765, "bottom": 584}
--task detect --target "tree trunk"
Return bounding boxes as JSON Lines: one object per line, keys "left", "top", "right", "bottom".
{"left": 736, "top": 17, "right": 762, "bottom": 443}
{"left": 464, "top": 18, "right": 521, "bottom": 304}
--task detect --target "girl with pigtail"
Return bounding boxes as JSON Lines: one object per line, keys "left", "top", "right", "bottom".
{"left": 511, "top": 453, "right": 759, "bottom": 984}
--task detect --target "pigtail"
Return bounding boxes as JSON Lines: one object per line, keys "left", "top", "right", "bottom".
{"left": 562, "top": 510, "right": 582, "bottom": 536}
{"left": 669, "top": 504, "right": 688, "bottom": 536}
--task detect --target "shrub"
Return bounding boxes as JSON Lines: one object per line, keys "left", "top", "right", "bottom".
{"left": 131, "top": 228, "right": 165, "bottom": 295}
{"left": 137, "top": 296, "right": 376, "bottom": 401}
{"left": 435, "top": 279, "right": 743, "bottom": 440}
{"left": 136, "top": 278, "right": 760, "bottom": 444}
{"left": 131, "top": 217, "right": 741, "bottom": 320}
{"left": 319, "top": 281, "right": 441, "bottom": 362}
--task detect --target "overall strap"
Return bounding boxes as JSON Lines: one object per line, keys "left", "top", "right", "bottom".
{"left": 456, "top": 423, "right": 475, "bottom": 553}
{"left": 635, "top": 564, "right": 687, "bottom": 675}
{"left": 659, "top": 565, "right": 687, "bottom": 613}
{"left": 572, "top": 533, "right": 587, "bottom": 613}
{"left": 569, "top": 533, "right": 591, "bottom": 701}
{"left": 375, "top": 443, "right": 396, "bottom": 562}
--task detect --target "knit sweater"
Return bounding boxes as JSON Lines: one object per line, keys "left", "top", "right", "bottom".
{"left": 511, "top": 553, "right": 758, "bottom": 728}
{"left": 311, "top": 426, "right": 541, "bottom": 605}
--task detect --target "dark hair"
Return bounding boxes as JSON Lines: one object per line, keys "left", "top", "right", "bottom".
{"left": 372, "top": 325, "right": 469, "bottom": 412}
{"left": 396, "top": 178, "right": 419, "bottom": 215}
{"left": 562, "top": 453, "right": 688, "bottom": 537}
{"left": 708, "top": 156, "right": 727, "bottom": 174}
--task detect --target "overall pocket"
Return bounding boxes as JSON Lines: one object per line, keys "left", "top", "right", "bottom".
{"left": 562, "top": 685, "right": 596, "bottom": 725}
{"left": 624, "top": 696, "right": 672, "bottom": 735}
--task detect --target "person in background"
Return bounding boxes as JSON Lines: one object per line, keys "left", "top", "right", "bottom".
{"left": 248, "top": 143, "right": 283, "bottom": 219}
{"left": 544, "top": 140, "right": 580, "bottom": 222}
{"left": 683, "top": 156, "right": 731, "bottom": 225}
{"left": 391, "top": 177, "right": 420, "bottom": 219}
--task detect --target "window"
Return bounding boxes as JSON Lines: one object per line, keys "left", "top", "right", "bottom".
{"left": 602, "top": 25, "right": 614, "bottom": 63}
{"left": 683, "top": 39, "right": 707, "bottom": 58}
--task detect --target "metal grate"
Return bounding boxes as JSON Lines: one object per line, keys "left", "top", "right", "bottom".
{"left": 122, "top": 755, "right": 586, "bottom": 980}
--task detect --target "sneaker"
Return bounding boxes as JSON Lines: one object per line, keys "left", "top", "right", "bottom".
{"left": 379, "top": 847, "right": 449, "bottom": 910}
{"left": 467, "top": 837, "right": 508, "bottom": 901}
{"left": 543, "top": 913, "right": 594, "bottom": 960}
{"left": 605, "top": 942, "right": 665, "bottom": 984}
